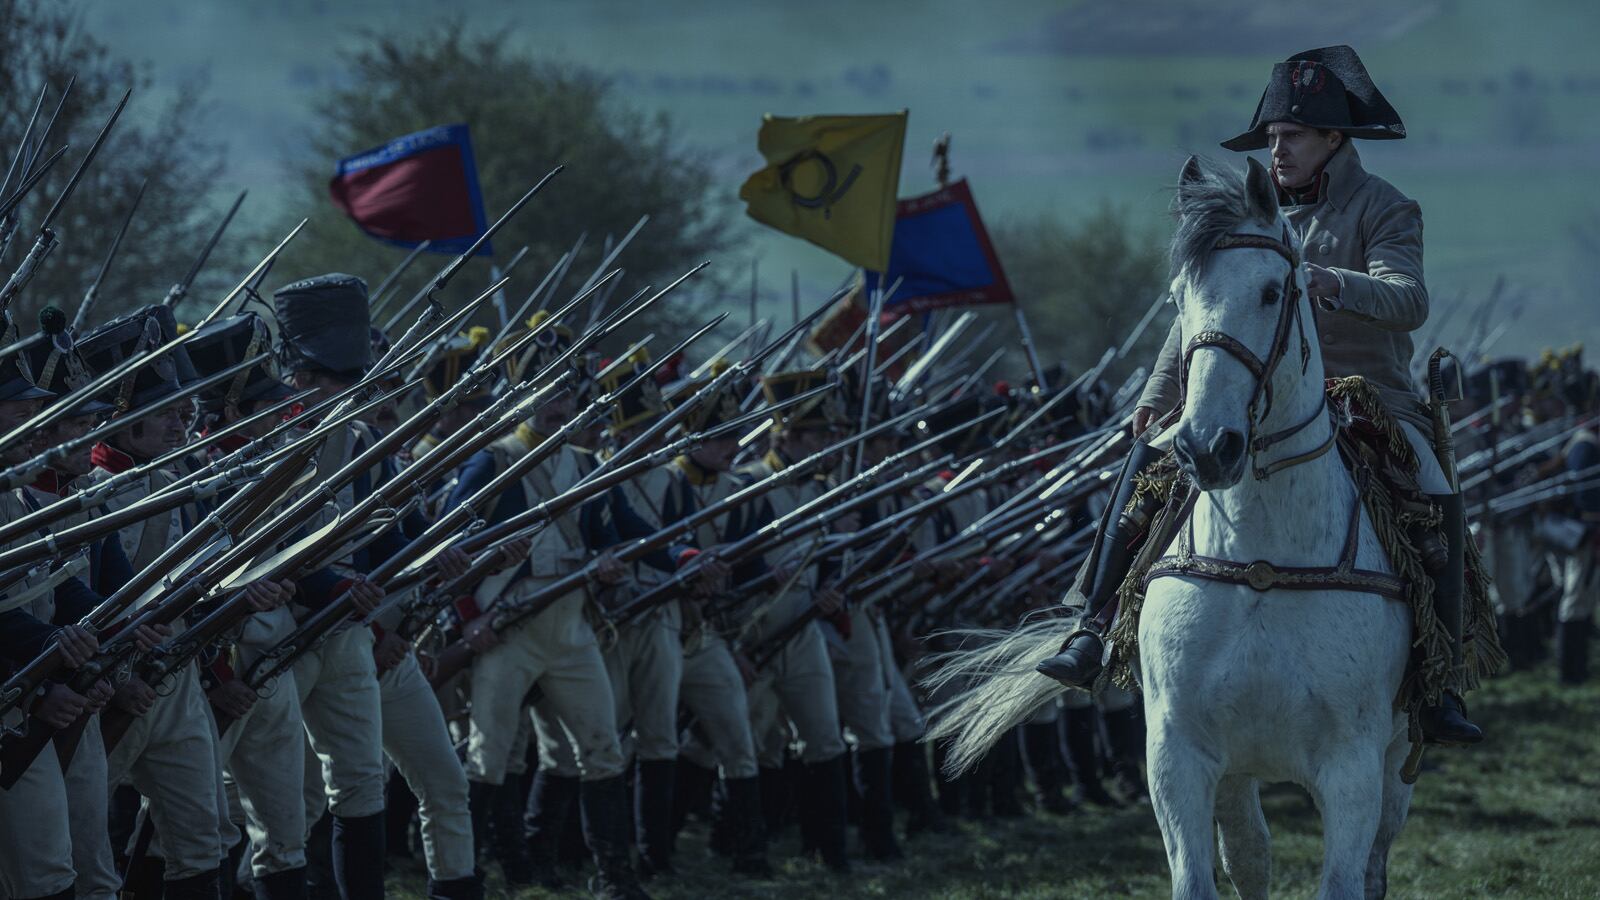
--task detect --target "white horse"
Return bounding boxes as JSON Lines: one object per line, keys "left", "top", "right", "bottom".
{"left": 929, "top": 156, "right": 1414, "bottom": 900}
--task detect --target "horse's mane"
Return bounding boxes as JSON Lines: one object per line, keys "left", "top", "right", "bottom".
{"left": 1169, "top": 156, "right": 1272, "bottom": 282}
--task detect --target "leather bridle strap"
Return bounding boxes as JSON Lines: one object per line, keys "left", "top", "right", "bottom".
{"left": 1177, "top": 225, "right": 1329, "bottom": 480}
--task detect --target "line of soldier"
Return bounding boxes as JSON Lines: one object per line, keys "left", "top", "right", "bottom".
{"left": 0, "top": 267, "right": 1162, "bottom": 900}
{"left": 1452, "top": 347, "right": 1600, "bottom": 686}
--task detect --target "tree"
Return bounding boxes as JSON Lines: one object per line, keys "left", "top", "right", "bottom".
{"left": 988, "top": 204, "right": 1170, "bottom": 391}
{"left": 281, "top": 22, "right": 739, "bottom": 345}
{"left": 0, "top": 0, "right": 241, "bottom": 333}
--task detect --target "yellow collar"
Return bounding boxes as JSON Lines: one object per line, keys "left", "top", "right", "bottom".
{"left": 515, "top": 424, "right": 548, "bottom": 450}
{"left": 762, "top": 449, "right": 788, "bottom": 473}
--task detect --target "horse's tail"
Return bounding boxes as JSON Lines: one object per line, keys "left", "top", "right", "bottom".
{"left": 921, "top": 614, "right": 1074, "bottom": 776}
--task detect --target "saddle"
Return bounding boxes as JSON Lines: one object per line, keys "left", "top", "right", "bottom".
{"left": 1103, "top": 377, "right": 1500, "bottom": 725}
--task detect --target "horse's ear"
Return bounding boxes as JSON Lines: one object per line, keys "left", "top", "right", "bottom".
{"left": 1179, "top": 155, "right": 1203, "bottom": 187}
{"left": 1244, "top": 157, "right": 1278, "bottom": 220}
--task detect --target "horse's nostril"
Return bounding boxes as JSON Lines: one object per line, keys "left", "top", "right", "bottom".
{"left": 1211, "top": 429, "right": 1246, "bottom": 467}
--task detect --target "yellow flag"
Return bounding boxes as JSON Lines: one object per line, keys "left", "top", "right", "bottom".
{"left": 738, "top": 111, "right": 907, "bottom": 271}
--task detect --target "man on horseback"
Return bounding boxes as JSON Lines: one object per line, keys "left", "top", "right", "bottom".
{"left": 1037, "top": 45, "right": 1485, "bottom": 745}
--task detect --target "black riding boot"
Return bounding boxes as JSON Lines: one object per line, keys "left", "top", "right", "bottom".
{"left": 989, "top": 728, "right": 1026, "bottom": 817}
{"left": 724, "top": 776, "right": 773, "bottom": 877}
{"left": 330, "top": 814, "right": 385, "bottom": 900}
{"left": 854, "top": 747, "right": 903, "bottom": 860}
{"left": 757, "top": 766, "right": 790, "bottom": 837}
{"left": 251, "top": 868, "right": 307, "bottom": 900}
{"left": 424, "top": 873, "right": 482, "bottom": 900}
{"left": 801, "top": 755, "right": 851, "bottom": 873}
{"left": 1020, "top": 721, "right": 1074, "bottom": 814}
{"left": 634, "top": 759, "right": 676, "bottom": 879}
{"left": 163, "top": 869, "right": 222, "bottom": 900}
{"left": 1037, "top": 440, "right": 1166, "bottom": 687}
{"left": 579, "top": 774, "right": 651, "bottom": 900}
{"left": 385, "top": 769, "right": 420, "bottom": 864}
{"left": 523, "top": 771, "right": 578, "bottom": 890}
{"left": 1062, "top": 706, "right": 1120, "bottom": 807}
{"left": 221, "top": 838, "right": 248, "bottom": 900}
{"left": 1558, "top": 616, "right": 1592, "bottom": 685}
{"left": 1102, "top": 706, "right": 1149, "bottom": 803}
{"left": 1418, "top": 493, "right": 1486, "bottom": 745}
{"left": 670, "top": 759, "right": 715, "bottom": 850}
{"left": 303, "top": 813, "right": 336, "bottom": 900}
{"left": 894, "top": 740, "right": 947, "bottom": 835}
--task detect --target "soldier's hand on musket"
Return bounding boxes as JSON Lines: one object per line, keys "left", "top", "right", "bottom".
{"left": 691, "top": 555, "right": 731, "bottom": 598}
{"left": 112, "top": 677, "right": 157, "bottom": 717}
{"left": 83, "top": 679, "right": 115, "bottom": 715}
{"left": 35, "top": 683, "right": 91, "bottom": 729}
{"left": 347, "top": 578, "right": 385, "bottom": 615}
{"left": 374, "top": 633, "right": 409, "bottom": 671}
{"left": 131, "top": 624, "right": 172, "bottom": 654}
{"left": 208, "top": 680, "right": 256, "bottom": 719}
{"left": 463, "top": 617, "right": 500, "bottom": 652}
{"left": 814, "top": 586, "right": 844, "bottom": 616}
{"left": 54, "top": 624, "right": 99, "bottom": 668}
{"left": 242, "top": 579, "right": 292, "bottom": 612}
{"left": 435, "top": 546, "right": 473, "bottom": 582}
{"left": 594, "top": 551, "right": 625, "bottom": 586}
{"left": 490, "top": 537, "right": 531, "bottom": 574}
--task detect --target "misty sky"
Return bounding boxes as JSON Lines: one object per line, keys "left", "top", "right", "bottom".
{"left": 84, "top": 0, "right": 1600, "bottom": 360}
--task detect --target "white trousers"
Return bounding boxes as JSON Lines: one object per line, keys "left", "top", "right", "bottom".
{"left": 380, "top": 653, "right": 475, "bottom": 881}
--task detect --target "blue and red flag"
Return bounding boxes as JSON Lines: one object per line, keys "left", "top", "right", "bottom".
{"left": 328, "top": 124, "right": 492, "bottom": 256}
{"left": 863, "top": 178, "right": 1013, "bottom": 314}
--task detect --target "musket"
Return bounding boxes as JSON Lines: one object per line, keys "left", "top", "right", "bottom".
{"left": 0, "top": 440, "right": 318, "bottom": 777}
{"left": 736, "top": 285, "right": 856, "bottom": 409}
{"left": 892, "top": 311, "right": 975, "bottom": 401}
{"left": 0, "top": 146, "right": 69, "bottom": 230}
{"left": 0, "top": 83, "right": 50, "bottom": 213}
{"left": 223, "top": 277, "right": 673, "bottom": 697}
{"left": 0, "top": 353, "right": 269, "bottom": 491}
{"left": 746, "top": 518, "right": 922, "bottom": 670}
{"left": 424, "top": 401, "right": 927, "bottom": 687}
{"left": 163, "top": 190, "right": 246, "bottom": 309}
{"left": 380, "top": 168, "right": 564, "bottom": 336}
{"left": 367, "top": 240, "right": 432, "bottom": 315}
{"left": 0, "top": 387, "right": 310, "bottom": 549}
{"left": 191, "top": 219, "right": 308, "bottom": 331}
{"left": 71, "top": 179, "right": 148, "bottom": 332}
{"left": 1460, "top": 416, "right": 1597, "bottom": 492}
{"left": 593, "top": 406, "right": 1003, "bottom": 629}
{"left": 0, "top": 90, "right": 130, "bottom": 315}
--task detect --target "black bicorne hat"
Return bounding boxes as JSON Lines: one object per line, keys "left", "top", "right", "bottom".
{"left": 185, "top": 312, "right": 297, "bottom": 409}
{"left": 422, "top": 327, "right": 493, "bottom": 401}
{"left": 1222, "top": 45, "right": 1405, "bottom": 152}
{"left": 22, "top": 306, "right": 115, "bottom": 416}
{"left": 78, "top": 306, "right": 191, "bottom": 411}
{"left": 274, "top": 273, "right": 372, "bottom": 378}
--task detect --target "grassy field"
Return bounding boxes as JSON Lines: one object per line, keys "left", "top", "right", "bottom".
{"left": 393, "top": 666, "right": 1599, "bottom": 899}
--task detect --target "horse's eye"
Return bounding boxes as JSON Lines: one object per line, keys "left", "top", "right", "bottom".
{"left": 1261, "top": 285, "right": 1280, "bottom": 307}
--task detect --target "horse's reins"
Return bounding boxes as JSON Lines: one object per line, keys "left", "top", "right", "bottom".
{"left": 1179, "top": 225, "right": 1337, "bottom": 481}
{"left": 1154, "top": 224, "right": 1402, "bottom": 599}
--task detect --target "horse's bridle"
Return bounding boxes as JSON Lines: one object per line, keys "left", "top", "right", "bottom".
{"left": 1178, "top": 224, "right": 1336, "bottom": 480}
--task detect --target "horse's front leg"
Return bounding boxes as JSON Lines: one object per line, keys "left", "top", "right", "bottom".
{"left": 1363, "top": 722, "right": 1415, "bottom": 899}
{"left": 1216, "top": 775, "right": 1270, "bottom": 900}
{"left": 1147, "top": 713, "right": 1226, "bottom": 900}
{"left": 1308, "top": 748, "right": 1385, "bottom": 900}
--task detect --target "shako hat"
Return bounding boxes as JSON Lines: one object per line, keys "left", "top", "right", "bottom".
{"left": 185, "top": 312, "right": 297, "bottom": 409}
{"left": 274, "top": 273, "right": 372, "bottom": 378}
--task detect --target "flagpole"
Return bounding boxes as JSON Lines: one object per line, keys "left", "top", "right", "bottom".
{"left": 749, "top": 257, "right": 759, "bottom": 328}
